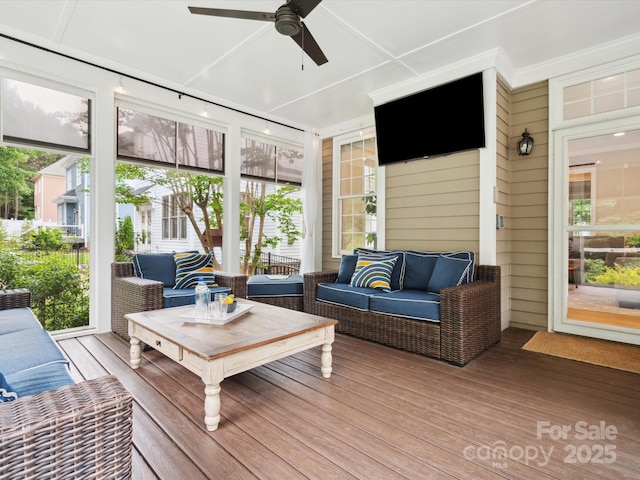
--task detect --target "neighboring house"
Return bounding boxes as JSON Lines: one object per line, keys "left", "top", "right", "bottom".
{"left": 32, "top": 159, "right": 66, "bottom": 222}
{"left": 51, "top": 156, "right": 90, "bottom": 246}
{"left": 118, "top": 179, "right": 302, "bottom": 262}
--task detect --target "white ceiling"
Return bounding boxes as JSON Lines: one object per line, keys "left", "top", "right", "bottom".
{"left": 1, "top": 0, "right": 640, "bottom": 132}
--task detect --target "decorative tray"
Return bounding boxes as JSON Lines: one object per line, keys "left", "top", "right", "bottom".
{"left": 180, "top": 303, "right": 253, "bottom": 325}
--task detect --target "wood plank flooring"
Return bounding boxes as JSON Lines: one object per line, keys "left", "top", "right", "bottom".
{"left": 57, "top": 328, "right": 640, "bottom": 480}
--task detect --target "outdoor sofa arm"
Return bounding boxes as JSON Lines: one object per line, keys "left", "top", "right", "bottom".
{"left": 439, "top": 265, "right": 501, "bottom": 366}
{"left": 303, "top": 270, "right": 338, "bottom": 315}
{"left": 111, "top": 273, "right": 164, "bottom": 340}
{"left": 0, "top": 289, "right": 32, "bottom": 311}
{"left": 0, "top": 375, "right": 133, "bottom": 479}
{"left": 214, "top": 271, "right": 248, "bottom": 299}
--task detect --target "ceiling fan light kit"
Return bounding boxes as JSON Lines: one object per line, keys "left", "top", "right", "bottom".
{"left": 189, "top": 0, "right": 327, "bottom": 66}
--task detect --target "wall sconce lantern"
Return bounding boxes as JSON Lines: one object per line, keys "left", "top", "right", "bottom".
{"left": 518, "top": 129, "right": 534, "bottom": 156}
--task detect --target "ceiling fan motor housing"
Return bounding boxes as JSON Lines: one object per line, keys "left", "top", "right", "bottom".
{"left": 275, "top": 6, "right": 301, "bottom": 36}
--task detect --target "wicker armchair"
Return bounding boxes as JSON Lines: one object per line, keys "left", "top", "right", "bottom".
{"left": 0, "top": 290, "right": 133, "bottom": 480}
{"left": 304, "top": 265, "right": 501, "bottom": 366}
{"left": 111, "top": 262, "right": 248, "bottom": 339}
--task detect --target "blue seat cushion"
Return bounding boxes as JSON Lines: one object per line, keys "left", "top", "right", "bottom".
{"left": 6, "top": 362, "right": 74, "bottom": 398}
{"left": 163, "top": 286, "right": 231, "bottom": 308}
{"left": 247, "top": 275, "right": 303, "bottom": 297}
{"left": 0, "top": 328, "right": 69, "bottom": 375}
{"left": 316, "top": 283, "right": 373, "bottom": 310}
{"left": 0, "top": 307, "right": 42, "bottom": 335}
{"left": 369, "top": 289, "right": 441, "bottom": 322}
{"left": 0, "top": 370, "right": 18, "bottom": 402}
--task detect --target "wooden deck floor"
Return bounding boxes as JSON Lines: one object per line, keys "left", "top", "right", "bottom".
{"left": 57, "top": 328, "right": 640, "bottom": 480}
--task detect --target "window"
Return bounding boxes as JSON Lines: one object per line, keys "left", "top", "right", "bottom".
{"left": 562, "top": 67, "right": 640, "bottom": 121}
{"left": 2, "top": 78, "right": 91, "bottom": 152}
{"left": 240, "top": 135, "right": 302, "bottom": 185}
{"left": 162, "top": 194, "right": 188, "bottom": 240}
{"left": 117, "top": 107, "right": 224, "bottom": 173}
{"left": 333, "top": 131, "right": 377, "bottom": 256}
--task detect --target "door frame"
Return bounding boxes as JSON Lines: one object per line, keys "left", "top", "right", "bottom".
{"left": 550, "top": 118, "right": 640, "bottom": 345}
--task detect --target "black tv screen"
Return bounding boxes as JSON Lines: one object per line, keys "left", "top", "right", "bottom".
{"left": 374, "top": 72, "right": 485, "bottom": 165}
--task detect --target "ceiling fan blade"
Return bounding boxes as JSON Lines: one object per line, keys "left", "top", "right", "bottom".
{"left": 291, "top": 22, "right": 328, "bottom": 66}
{"left": 188, "top": 7, "right": 275, "bottom": 22}
{"left": 286, "top": 0, "right": 323, "bottom": 18}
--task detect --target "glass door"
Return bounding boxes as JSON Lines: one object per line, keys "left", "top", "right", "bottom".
{"left": 556, "top": 127, "right": 640, "bottom": 344}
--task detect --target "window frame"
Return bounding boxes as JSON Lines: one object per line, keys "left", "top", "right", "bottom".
{"left": 162, "top": 194, "right": 188, "bottom": 240}
{"left": 332, "top": 127, "right": 380, "bottom": 257}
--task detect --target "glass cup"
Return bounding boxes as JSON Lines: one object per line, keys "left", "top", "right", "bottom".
{"left": 213, "top": 292, "right": 228, "bottom": 320}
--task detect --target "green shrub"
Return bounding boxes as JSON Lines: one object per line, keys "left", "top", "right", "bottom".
{"left": 591, "top": 264, "right": 640, "bottom": 287}
{"left": 583, "top": 258, "right": 606, "bottom": 283}
{"left": 116, "top": 216, "right": 134, "bottom": 260}
{"left": 626, "top": 234, "right": 640, "bottom": 248}
{"left": 24, "top": 227, "right": 66, "bottom": 251}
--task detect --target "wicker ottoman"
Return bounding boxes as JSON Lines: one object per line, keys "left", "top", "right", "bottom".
{"left": 247, "top": 274, "right": 304, "bottom": 311}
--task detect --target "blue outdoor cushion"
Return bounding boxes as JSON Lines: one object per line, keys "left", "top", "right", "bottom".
{"left": 355, "top": 248, "right": 405, "bottom": 290}
{"left": 369, "top": 289, "right": 441, "bottom": 322}
{"left": 163, "top": 286, "right": 231, "bottom": 308}
{"left": 350, "top": 255, "right": 398, "bottom": 292}
{"left": 133, "top": 252, "right": 179, "bottom": 287}
{"left": 336, "top": 255, "right": 358, "bottom": 284}
{"left": 0, "top": 371, "right": 18, "bottom": 402}
{"left": 6, "top": 362, "right": 74, "bottom": 398}
{"left": 247, "top": 275, "right": 303, "bottom": 297}
{"left": 174, "top": 252, "right": 216, "bottom": 289}
{"left": 427, "top": 255, "right": 473, "bottom": 293}
{"left": 0, "top": 307, "right": 43, "bottom": 335}
{"left": 0, "top": 328, "right": 69, "bottom": 376}
{"left": 403, "top": 252, "right": 439, "bottom": 291}
{"left": 316, "top": 283, "right": 373, "bottom": 310}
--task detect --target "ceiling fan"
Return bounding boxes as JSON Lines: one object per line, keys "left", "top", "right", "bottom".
{"left": 188, "top": 0, "right": 328, "bottom": 66}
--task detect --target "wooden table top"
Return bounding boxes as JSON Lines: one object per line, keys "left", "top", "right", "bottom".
{"left": 125, "top": 299, "right": 337, "bottom": 361}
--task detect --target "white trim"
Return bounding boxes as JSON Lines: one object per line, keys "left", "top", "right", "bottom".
{"left": 479, "top": 69, "right": 497, "bottom": 265}
{"left": 550, "top": 118, "right": 640, "bottom": 345}
{"left": 331, "top": 126, "right": 378, "bottom": 258}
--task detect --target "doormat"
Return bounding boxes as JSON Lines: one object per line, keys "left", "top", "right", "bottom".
{"left": 523, "top": 331, "right": 640, "bottom": 374}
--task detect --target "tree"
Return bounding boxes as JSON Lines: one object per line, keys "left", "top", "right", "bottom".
{"left": 240, "top": 182, "right": 302, "bottom": 275}
{"left": 0, "top": 147, "right": 33, "bottom": 219}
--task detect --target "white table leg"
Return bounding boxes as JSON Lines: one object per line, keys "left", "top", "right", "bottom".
{"left": 203, "top": 383, "right": 222, "bottom": 431}
{"left": 321, "top": 342, "right": 332, "bottom": 378}
{"left": 130, "top": 337, "right": 142, "bottom": 369}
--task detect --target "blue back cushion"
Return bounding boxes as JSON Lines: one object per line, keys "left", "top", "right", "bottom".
{"left": 0, "top": 371, "right": 18, "bottom": 402}
{"left": 403, "top": 252, "right": 439, "bottom": 291}
{"left": 427, "top": 255, "right": 473, "bottom": 293}
{"left": 133, "top": 253, "right": 179, "bottom": 287}
{"left": 336, "top": 255, "right": 358, "bottom": 284}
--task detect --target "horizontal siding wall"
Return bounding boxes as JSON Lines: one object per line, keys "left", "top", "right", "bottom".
{"left": 509, "top": 81, "right": 549, "bottom": 330}
{"left": 384, "top": 151, "right": 480, "bottom": 254}
{"left": 321, "top": 137, "right": 340, "bottom": 271}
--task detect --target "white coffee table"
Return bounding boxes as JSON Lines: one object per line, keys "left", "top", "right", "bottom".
{"left": 125, "top": 299, "right": 337, "bottom": 431}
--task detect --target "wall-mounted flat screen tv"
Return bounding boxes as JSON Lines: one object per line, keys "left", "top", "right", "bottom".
{"left": 374, "top": 72, "right": 485, "bottom": 166}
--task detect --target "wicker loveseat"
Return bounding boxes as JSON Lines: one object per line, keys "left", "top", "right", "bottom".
{"left": 0, "top": 289, "right": 133, "bottom": 479}
{"left": 111, "top": 255, "right": 248, "bottom": 339}
{"left": 304, "top": 250, "right": 501, "bottom": 366}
